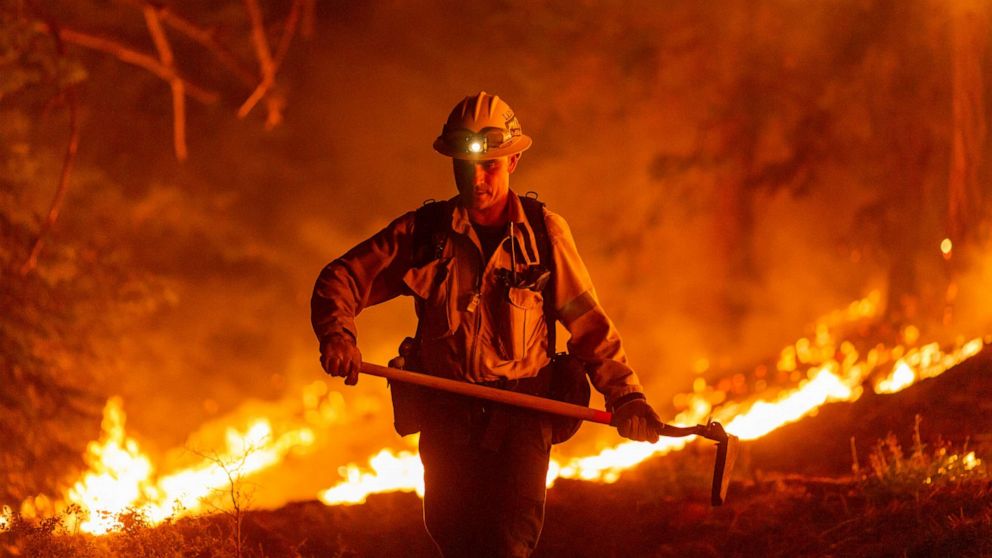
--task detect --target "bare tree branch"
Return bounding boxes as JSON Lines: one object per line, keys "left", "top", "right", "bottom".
{"left": 272, "top": 0, "right": 303, "bottom": 71}
{"left": 143, "top": 5, "right": 187, "bottom": 161}
{"left": 262, "top": 0, "right": 304, "bottom": 129}
{"left": 169, "top": 80, "right": 188, "bottom": 158}
{"left": 301, "top": 0, "right": 316, "bottom": 39}
{"left": 239, "top": 0, "right": 303, "bottom": 128}
{"left": 19, "top": 20, "right": 81, "bottom": 277}
{"left": 244, "top": 0, "right": 275, "bottom": 73}
{"left": 34, "top": 22, "right": 219, "bottom": 104}
{"left": 121, "top": 0, "right": 257, "bottom": 86}
{"left": 16, "top": 3, "right": 311, "bottom": 272}
{"left": 238, "top": 0, "right": 277, "bottom": 119}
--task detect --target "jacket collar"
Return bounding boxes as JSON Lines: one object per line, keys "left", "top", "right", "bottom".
{"left": 449, "top": 191, "right": 541, "bottom": 266}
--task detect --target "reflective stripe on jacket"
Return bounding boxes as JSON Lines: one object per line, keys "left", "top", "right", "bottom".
{"left": 310, "top": 191, "right": 643, "bottom": 408}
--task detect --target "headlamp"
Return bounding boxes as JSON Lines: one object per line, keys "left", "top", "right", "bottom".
{"left": 442, "top": 117, "right": 523, "bottom": 156}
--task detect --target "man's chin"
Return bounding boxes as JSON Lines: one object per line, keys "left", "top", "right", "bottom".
{"left": 462, "top": 193, "right": 491, "bottom": 210}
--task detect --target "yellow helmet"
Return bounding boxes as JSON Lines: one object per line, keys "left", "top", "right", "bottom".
{"left": 433, "top": 91, "right": 533, "bottom": 160}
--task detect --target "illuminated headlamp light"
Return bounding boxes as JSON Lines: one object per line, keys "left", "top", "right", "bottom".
{"left": 444, "top": 120, "right": 521, "bottom": 155}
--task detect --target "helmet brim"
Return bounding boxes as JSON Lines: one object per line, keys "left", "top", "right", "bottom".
{"left": 432, "top": 135, "right": 533, "bottom": 160}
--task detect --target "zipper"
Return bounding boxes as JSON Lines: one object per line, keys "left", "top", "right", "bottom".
{"left": 510, "top": 221, "right": 517, "bottom": 286}
{"left": 468, "top": 223, "right": 514, "bottom": 377}
{"left": 469, "top": 241, "right": 485, "bottom": 379}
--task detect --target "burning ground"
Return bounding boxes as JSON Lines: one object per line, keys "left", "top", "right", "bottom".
{"left": 4, "top": 339, "right": 992, "bottom": 556}
{"left": 2, "top": 294, "right": 991, "bottom": 556}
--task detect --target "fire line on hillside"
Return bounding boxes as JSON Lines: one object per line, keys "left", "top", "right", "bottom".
{"left": 3, "top": 291, "right": 987, "bottom": 535}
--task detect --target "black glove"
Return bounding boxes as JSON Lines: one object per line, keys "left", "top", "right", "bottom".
{"left": 320, "top": 333, "right": 362, "bottom": 386}
{"left": 613, "top": 398, "right": 663, "bottom": 443}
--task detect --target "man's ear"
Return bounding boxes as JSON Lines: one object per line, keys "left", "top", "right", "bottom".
{"left": 507, "top": 152, "right": 522, "bottom": 174}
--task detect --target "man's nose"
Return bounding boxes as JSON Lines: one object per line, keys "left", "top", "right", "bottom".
{"left": 472, "top": 163, "right": 486, "bottom": 184}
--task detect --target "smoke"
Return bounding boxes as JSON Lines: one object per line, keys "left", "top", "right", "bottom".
{"left": 27, "top": 0, "right": 989, "bottom": 507}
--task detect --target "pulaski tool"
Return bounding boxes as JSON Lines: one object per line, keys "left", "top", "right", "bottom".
{"left": 360, "top": 362, "right": 740, "bottom": 505}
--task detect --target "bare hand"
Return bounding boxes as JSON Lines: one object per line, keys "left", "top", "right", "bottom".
{"left": 613, "top": 399, "right": 663, "bottom": 443}
{"left": 320, "top": 334, "right": 362, "bottom": 385}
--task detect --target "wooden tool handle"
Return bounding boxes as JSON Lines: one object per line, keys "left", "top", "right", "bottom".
{"left": 360, "top": 362, "right": 614, "bottom": 425}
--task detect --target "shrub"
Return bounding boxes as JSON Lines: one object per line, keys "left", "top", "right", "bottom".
{"left": 856, "top": 415, "right": 988, "bottom": 500}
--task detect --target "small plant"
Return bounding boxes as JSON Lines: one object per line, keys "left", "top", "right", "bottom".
{"left": 187, "top": 440, "right": 264, "bottom": 558}
{"left": 854, "top": 415, "right": 988, "bottom": 499}
{"left": 0, "top": 504, "right": 103, "bottom": 557}
{"left": 104, "top": 507, "right": 194, "bottom": 558}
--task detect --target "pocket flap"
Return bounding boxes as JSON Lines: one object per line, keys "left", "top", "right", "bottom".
{"left": 507, "top": 286, "right": 542, "bottom": 309}
{"left": 403, "top": 257, "right": 450, "bottom": 300}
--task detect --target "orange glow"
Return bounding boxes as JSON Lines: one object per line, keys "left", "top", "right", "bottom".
{"left": 319, "top": 448, "right": 425, "bottom": 505}
{"left": 13, "top": 291, "right": 988, "bottom": 529}
{"left": 64, "top": 397, "right": 155, "bottom": 534}
{"left": 41, "top": 398, "right": 317, "bottom": 535}
{"left": 721, "top": 366, "right": 855, "bottom": 440}
{"left": 903, "top": 325, "right": 920, "bottom": 345}
{"left": 963, "top": 451, "right": 981, "bottom": 471}
{"left": 693, "top": 358, "right": 710, "bottom": 374}
{"left": 876, "top": 361, "right": 915, "bottom": 393}
{"left": 875, "top": 339, "right": 984, "bottom": 394}
{"left": 316, "top": 291, "right": 986, "bottom": 506}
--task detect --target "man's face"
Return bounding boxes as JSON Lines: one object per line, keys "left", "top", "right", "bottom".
{"left": 452, "top": 154, "right": 520, "bottom": 212}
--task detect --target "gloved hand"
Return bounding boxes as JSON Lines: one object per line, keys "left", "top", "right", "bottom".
{"left": 613, "top": 398, "right": 663, "bottom": 443}
{"left": 320, "top": 333, "right": 362, "bottom": 386}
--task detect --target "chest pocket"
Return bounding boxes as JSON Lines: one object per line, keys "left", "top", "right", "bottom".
{"left": 497, "top": 286, "right": 545, "bottom": 361}
{"left": 403, "top": 257, "right": 458, "bottom": 339}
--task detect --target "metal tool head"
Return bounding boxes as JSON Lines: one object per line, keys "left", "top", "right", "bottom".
{"left": 699, "top": 421, "right": 739, "bottom": 506}
{"left": 711, "top": 434, "right": 739, "bottom": 505}
{"left": 650, "top": 420, "right": 739, "bottom": 505}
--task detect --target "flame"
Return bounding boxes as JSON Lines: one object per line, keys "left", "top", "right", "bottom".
{"left": 6, "top": 375, "right": 359, "bottom": 534}
{"left": 63, "top": 397, "right": 156, "bottom": 534}
{"left": 876, "top": 361, "right": 915, "bottom": 394}
{"left": 318, "top": 448, "right": 425, "bottom": 505}
{"left": 8, "top": 375, "right": 357, "bottom": 535}
{"left": 35, "top": 398, "right": 317, "bottom": 535}
{"left": 317, "top": 291, "right": 987, "bottom": 506}
{"left": 722, "top": 366, "right": 854, "bottom": 440}
{"left": 0, "top": 506, "right": 12, "bottom": 532}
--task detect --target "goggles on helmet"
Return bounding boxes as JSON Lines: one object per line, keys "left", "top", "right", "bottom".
{"left": 442, "top": 117, "right": 522, "bottom": 155}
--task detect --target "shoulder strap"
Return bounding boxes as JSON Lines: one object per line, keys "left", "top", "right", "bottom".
{"left": 413, "top": 196, "right": 557, "bottom": 357}
{"left": 411, "top": 200, "right": 452, "bottom": 268}
{"left": 519, "top": 195, "right": 557, "bottom": 358}
{"left": 410, "top": 200, "right": 452, "bottom": 344}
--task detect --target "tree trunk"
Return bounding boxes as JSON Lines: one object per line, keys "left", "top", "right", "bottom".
{"left": 948, "top": 0, "right": 989, "bottom": 244}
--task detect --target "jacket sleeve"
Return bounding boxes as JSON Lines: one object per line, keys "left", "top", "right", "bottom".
{"left": 310, "top": 212, "right": 416, "bottom": 344}
{"left": 544, "top": 210, "right": 645, "bottom": 409}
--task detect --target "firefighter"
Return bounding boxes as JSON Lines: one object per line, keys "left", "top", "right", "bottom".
{"left": 311, "top": 92, "right": 663, "bottom": 557}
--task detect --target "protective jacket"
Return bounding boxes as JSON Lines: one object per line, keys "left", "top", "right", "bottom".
{"left": 310, "top": 191, "right": 643, "bottom": 409}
